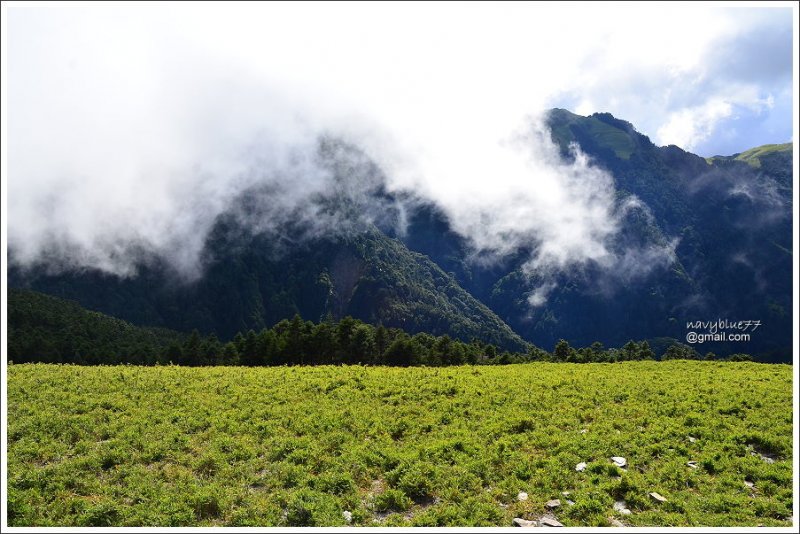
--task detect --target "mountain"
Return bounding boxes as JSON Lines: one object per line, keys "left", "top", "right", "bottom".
{"left": 7, "top": 288, "right": 184, "bottom": 364}
{"left": 8, "top": 110, "right": 793, "bottom": 361}
{"left": 491, "top": 110, "right": 792, "bottom": 359}
{"left": 11, "top": 222, "right": 528, "bottom": 353}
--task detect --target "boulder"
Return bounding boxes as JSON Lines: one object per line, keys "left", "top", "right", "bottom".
{"left": 513, "top": 517, "right": 537, "bottom": 527}
{"left": 539, "top": 517, "right": 564, "bottom": 527}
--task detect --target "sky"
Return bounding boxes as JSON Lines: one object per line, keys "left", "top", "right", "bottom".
{"left": 4, "top": 2, "right": 796, "bottom": 287}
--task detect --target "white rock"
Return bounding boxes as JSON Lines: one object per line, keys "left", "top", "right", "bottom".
{"left": 744, "top": 480, "right": 755, "bottom": 488}
{"left": 687, "top": 461, "right": 699, "bottom": 469}
{"left": 575, "top": 462, "right": 587, "bottom": 472}
{"left": 580, "top": 429, "right": 588, "bottom": 434}
{"left": 342, "top": 510, "right": 352, "bottom": 523}
{"left": 518, "top": 491, "right": 529, "bottom": 501}
{"left": 546, "top": 499, "right": 561, "bottom": 509}
{"left": 688, "top": 436, "right": 697, "bottom": 443}
{"left": 561, "top": 491, "right": 571, "bottom": 497}
{"left": 611, "top": 456, "right": 627, "bottom": 468}
{"left": 649, "top": 492, "right": 667, "bottom": 503}
{"left": 540, "top": 517, "right": 564, "bottom": 527}
{"left": 609, "top": 518, "right": 626, "bottom": 527}
{"left": 613, "top": 501, "right": 632, "bottom": 515}
{"left": 566, "top": 500, "right": 575, "bottom": 506}
{"left": 513, "top": 517, "right": 537, "bottom": 527}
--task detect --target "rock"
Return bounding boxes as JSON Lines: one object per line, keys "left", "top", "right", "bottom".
{"left": 611, "top": 456, "right": 627, "bottom": 468}
{"left": 575, "top": 462, "right": 587, "bottom": 472}
{"left": 513, "top": 517, "right": 537, "bottom": 527}
{"left": 539, "top": 517, "right": 564, "bottom": 527}
{"left": 649, "top": 492, "right": 667, "bottom": 503}
{"left": 342, "top": 510, "right": 352, "bottom": 523}
{"left": 518, "top": 491, "right": 529, "bottom": 501}
{"left": 609, "top": 518, "right": 626, "bottom": 527}
{"left": 613, "top": 501, "right": 632, "bottom": 515}
{"left": 687, "top": 461, "right": 699, "bottom": 469}
{"left": 546, "top": 499, "right": 561, "bottom": 509}
{"left": 688, "top": 436, "right": 697, "bottom": 443}
{"left": 566, "top": 500, "right": 575, "bottom": 506}
{"left": 561, "top": 491, "right": 571, "bottom": 497}
{"left": 744, "top": 480, "right": 755, "bottom": 489}
{"left": 580, "top": 429, "right": 588, "bottom": 434}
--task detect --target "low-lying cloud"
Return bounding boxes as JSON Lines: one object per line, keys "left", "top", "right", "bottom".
{"left": 6, "top": 4, "right": 792, "bottom": 302}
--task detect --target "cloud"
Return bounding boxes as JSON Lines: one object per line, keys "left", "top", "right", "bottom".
{"left": 5, "top": 4, "right": 793, "bottom": 296}
{"left": 656, "top": 99, "right": 735, "bottom": 151}
{"left": 552, "top": 7, "right": 793, "bottom": 155}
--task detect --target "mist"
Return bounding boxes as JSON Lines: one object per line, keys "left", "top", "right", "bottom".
{"left": 6, "top": 4, "right": 792, "bottom": 302}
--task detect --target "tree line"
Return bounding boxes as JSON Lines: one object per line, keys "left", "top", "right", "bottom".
{"left": 11, "top": 312, "right": 751, "bottom": 367}
{"left": 9, "top": 289, "right": 754, "bottom": 366}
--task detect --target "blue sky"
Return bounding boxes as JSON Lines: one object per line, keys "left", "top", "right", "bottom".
{"left": 550, "top": 7, "right": 794, "bottom": 156}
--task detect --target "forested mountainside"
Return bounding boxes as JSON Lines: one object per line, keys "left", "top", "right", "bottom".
{"left": 9, "top": 110, "right": 793, "bottom": 360}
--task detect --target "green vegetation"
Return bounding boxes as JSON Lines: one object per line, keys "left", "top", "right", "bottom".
{"left": 547, "top": 108, "right": 638, "bottom": 160}
{"left": 16, "top": 225, "right": 529, "bottom": 352}
{"left": 11, "top": 288, "right": 732, "bottom": 366}
{"left": 7, "top": 288, "right": 183, "bottom": 365}
{"left": 707, "top": 143, "right": 792, "bottom": 168}
{"left": 7, "top": 362, "right": 792, "bottom": 527}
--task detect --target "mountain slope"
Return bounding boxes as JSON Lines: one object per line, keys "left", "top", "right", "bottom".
{"left": 7, "top": 288, "right": 184, "bottom": 364}
{"left": 12, "top": 224, "right": 528, "bottom": 352}
{"left": 501, "top": 110, "right": 793, "bottom": 359}
{"left": 8, "top": 111, "right": 793, "bottom": 361}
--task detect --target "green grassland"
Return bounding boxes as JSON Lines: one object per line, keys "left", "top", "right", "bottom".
{"left": 547, "top": 109, "right": 637, "bottom": 160}
{"left": 7, "top": 362, "right": 794, "bottom": 527}
{"left": 706, "top": 142, "right": 792, "bottom": 168}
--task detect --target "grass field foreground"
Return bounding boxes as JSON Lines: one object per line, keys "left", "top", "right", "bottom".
{"left": 6, "top": 361, "right": 794, "bottom": 527}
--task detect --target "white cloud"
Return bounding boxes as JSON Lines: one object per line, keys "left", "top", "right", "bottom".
{"left": 656, "top": 99, "right": 734, "bottom": 150}
{"left": 4, "top": 3, "right": 793, "bottom": 291}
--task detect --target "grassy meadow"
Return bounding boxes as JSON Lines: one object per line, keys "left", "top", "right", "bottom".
{"left": 6, "top": 361, "right": 794, "bottom": 527}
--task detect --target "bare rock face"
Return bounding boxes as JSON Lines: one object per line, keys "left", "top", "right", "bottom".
{"left": 649, "top": 492, "right": 668, "bottom": 503}
{"left": 513, "top": 517, "right": 537, "bottom": 527}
